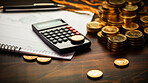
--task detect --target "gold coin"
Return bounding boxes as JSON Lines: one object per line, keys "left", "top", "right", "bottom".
{"left": 102, "top": 26, "right": 119, "bottom": 34}
{"left": 126, "top": 0, "right": 141, "bottom": 5}
{"left": 71, "top": 35, "right": 84, "bottom": 42}
{"left": 140, "top": 16, "right": 148, "bottom": 24}
{"left": 125, "top": 30, "right": 143, "bottom": 38}
{"left": 144, "top": 27, "right": 148, "bottom": 34}
{"left": 120, "top": 13, "right": 136, "bottom": 19}
{"left": 114, "top": 58, "right": 129, "bottom": 66}
{"left": 87, "top": 21, "right": 103, "bottom": 30}
{"left": 23, "top": 55, "right": 38, "bottom": 60}
{"left": 37, "top": 57, "right": 51, "bottom": 63}
{"left": 108, "top": 34, "right": 127, "bottom": 43}
{"left": 108, "top": 0, "right": 125, "bottom": 7}
{"left": 123, "top": 5, "right": 138, "bottom": 12}
{"left": 87, "top": 70, "right": 103, "bottom": 78}
{"left": 122, "top": 22, "right": 139, "bottom": 30}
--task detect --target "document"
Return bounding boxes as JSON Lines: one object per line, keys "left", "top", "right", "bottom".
{"left": 0, "top": 11, "right": 94, "bottom": 60}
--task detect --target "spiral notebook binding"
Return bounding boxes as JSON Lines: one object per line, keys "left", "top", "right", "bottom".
{"left": 0, "top": 43, "right": 21, "bottom": 53}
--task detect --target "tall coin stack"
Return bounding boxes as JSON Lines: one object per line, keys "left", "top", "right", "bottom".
{"left": 107, "top": 34, "right": 127, "bottom": 53}
{"left": 125, "top": 30, "right": 145, "bottom": 48}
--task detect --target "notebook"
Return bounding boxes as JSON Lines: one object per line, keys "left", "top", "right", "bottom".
{"left": 0, "top": 11, "right": 94, "bottom": 60}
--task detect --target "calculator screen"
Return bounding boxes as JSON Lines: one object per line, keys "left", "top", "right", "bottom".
{"left": 36, "top": 20, "right": 64, "bottom": 30}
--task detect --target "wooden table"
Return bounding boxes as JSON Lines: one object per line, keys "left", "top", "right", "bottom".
{"left": 0, "top": 0, "right": 148, "bottom": 83}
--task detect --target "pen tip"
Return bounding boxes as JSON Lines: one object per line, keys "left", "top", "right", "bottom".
{"left": 59, "top": 5, "right": 66, "bottom": 10}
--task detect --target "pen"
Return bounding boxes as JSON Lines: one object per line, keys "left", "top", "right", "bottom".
{"left": 0, "top": 3, "right": 65, "bottom": 12}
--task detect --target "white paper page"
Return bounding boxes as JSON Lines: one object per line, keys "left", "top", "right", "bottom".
{"left": 0, "top": 10, "right": 94, "bottom": 60}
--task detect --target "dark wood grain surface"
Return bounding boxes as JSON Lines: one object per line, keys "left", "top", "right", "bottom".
{"left": 0, "top": 0, "right": 148, "bottom": 83}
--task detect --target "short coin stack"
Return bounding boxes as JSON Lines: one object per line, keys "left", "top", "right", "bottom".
{"left": 121, "top": 22, "right": 139, "bottom": 34}
{"left": 97, "top": 26, "right": 119, "bottom": 44}
{"left": 107, "top": 34, "right": 127, "bottom": 52}
{"left": 125, "top": 30, "right": 145, "bottom": 48}
{"left": 140, "top": 16, "right": 148, "bottom": 28}
{"left": 144, "top": 27, "right": 148, "bottom": 42}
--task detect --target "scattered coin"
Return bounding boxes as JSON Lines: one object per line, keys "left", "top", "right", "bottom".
{"left": 37, "top": 57, "right": 52, "bottom": 63}
{"left": 87, "top": 70, "right": 103, "bottom": 78}
{"left": 114, "top": 58, "right": 129, "bottom": 66}
{"left": 23, "top": 55, "right": 38, "bottom": 61}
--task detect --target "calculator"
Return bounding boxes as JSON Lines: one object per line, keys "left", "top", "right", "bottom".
{"left": 32, "top": 19, "right": 91, "bottom": 54}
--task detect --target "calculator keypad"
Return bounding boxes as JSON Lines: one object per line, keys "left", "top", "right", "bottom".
{"left": 41, "top": 26, "right": 81, "bottom": 44}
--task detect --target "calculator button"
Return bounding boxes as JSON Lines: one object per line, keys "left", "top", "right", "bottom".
{"left": 63, "top": 38, "right": 68, "bottom": 42}
{"left": 59, "top": 29, "right": 64, "bottom": 33}
{"left": 64, "top": 28, "right": 69, "bottom": 32}
{"left": 52, "top": 40, "right": 57, "bottom": 44}
{"left": 49, "top": 32, "right": 54, "bottom": 35}
{"left": 68, "top": 37, "right": 71, "bottom": 40}
{"left": 58, "top": 39, "right": 63, "bottom": 43}
{"left": 69, "top": 28, "right": 74, "bottom": 31}
{"left": 57, "top": 33, "right": 62, "bottom": 36}
{"left": 55, "top": 36, "right": 60, "bottom": 39}
{"left": 49, "top": 38, "right": 54, "bottom": 41}
{"left": 75, "top": 32, "right": 80, "bottom": 35}
{"left": 43, "top": 33, "right": 48, "bottom": 36}
{"left": 62, "top": 32, "right": 67, "bottom": 35}
{"left": 72, "top": 30, "right": 77, "bottom": 33}
{"left": 67, "top": 31, "right": 72, "bottom": 34}
{"left": 66, "top": 26, "right": 71, "bottom": 28}
{"left": 54, "top": 30, "right": 59, "bottom": 34}
{"left": 60, "top": 35, "right": 65, "bottom": 38}
{"left": 46, "top": 35, "right": 51, "bottom": 39}
{"left": 51, "top": 34, "right": 56, "bottom": 37}
{"left": 70, "top": 33, "right": 75, "bottom": 36}
{"left": 65, "top": 34, "right": 70, "bottom": 37}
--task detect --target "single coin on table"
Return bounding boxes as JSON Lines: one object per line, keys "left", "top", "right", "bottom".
{"left": 23, "top": 55, "right": 38, "bottom": 60}
{"left": 87, "top": 70, "right": 103, "bottom": 79}
{"left": 37, "top": 57, "right": 52, "bottom": 63}
{"left": 114, "top": 58, "right": 129, "bottom": 66}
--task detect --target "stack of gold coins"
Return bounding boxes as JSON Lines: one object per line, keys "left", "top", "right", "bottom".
{"left": 97, "top": 26, "right": 119, "bottom": 44}
{"left": 137, "top": 8, "right": 147, "bottom": 18}
{"left": 108, "top": 19, "right": 124, "bottom": 29}
{"left": 144, "top": 27, "right": 148, "bottom": 42}
{"left": 97, "top": 31, "right": 108, "bottom": 44}
{"left": 122, "top": 4, "right": 138, "bottom": 17}
{"left": 98, "top": 1, "right": 118, "bottom": 22}
{"left": 140, "top": 16, "right": 148, "bottom": 28}
{"left": 120, "top": 13, "right": 137, "bottom": 23}
{"left": 107, "top": 34, "right": 127, "bottom": 53}
{"left": 101, "top": 26, "right": 119, "bottom": 37}
{"left": 122, "top": 22, "right": 139, "bottom": 34}
{"left": 87, "top": 21, "right": 103, "bottom": 34}
{"left": 125, "top": 30, "right": 145, "bottom": 48}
